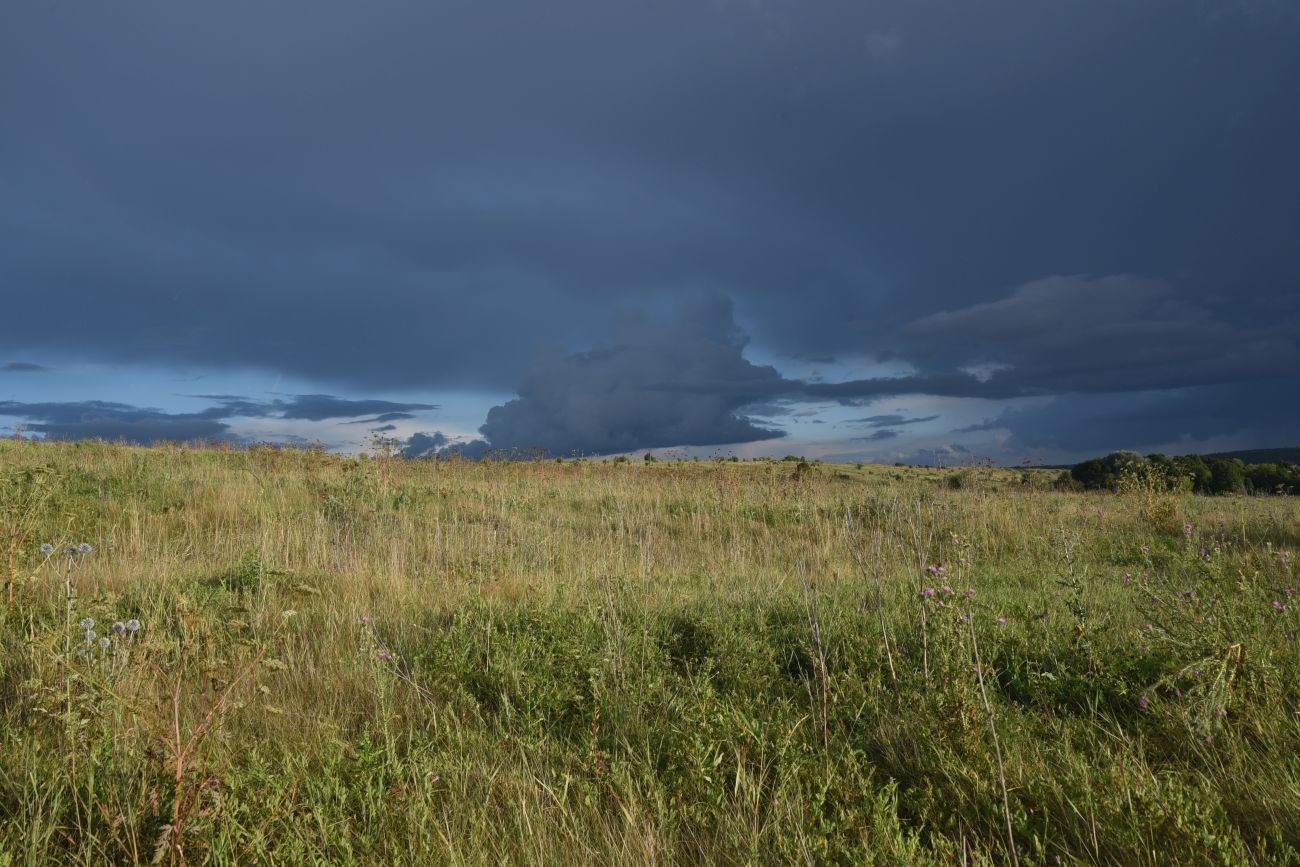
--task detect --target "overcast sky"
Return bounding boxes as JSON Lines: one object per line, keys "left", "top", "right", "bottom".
{"left": 2, "top": 0, "right": 1297, "bottom": 463}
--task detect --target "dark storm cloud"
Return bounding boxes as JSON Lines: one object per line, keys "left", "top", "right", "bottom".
{"left": 959, "top": 381, "right": 1300, "bottom": 456}
{"left": 187, "top": 394, "right": 435, "bottom": 420}
{"left": 2, "top": 1, "right": 1298, "bottom": 457}
{"left": 847, "top": 414, "right": 939, "bottom": 429}
{"left": 400, "top": 431, "right": 450, "bottom": 458}
{"left": 342, "top": 412, "right": 417, "bottom": 425}
{"left": 854, "top": 429, "right": 899, "bottom": 442}
{"left": 0, "top": 392, "right": 438, "bottom": 445}
{"left": 895, "top": 276, "right": 1299, "bottom": 394}
{"left": 2, "top": 362, "right": 49, "bottom": 372}
{"left": 465, "top": 296, "right": 785, "bottom": 456}
{"left": 0, "top": 400, "right": 231, "bottom": 444}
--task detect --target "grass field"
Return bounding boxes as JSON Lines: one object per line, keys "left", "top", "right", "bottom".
{"left": 2, "top": 439, "right": 1298, "bottom": 865}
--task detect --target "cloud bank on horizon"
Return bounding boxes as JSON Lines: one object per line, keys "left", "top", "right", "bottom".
{"left": 2, "top": 0, "right": 1298, "bottom": 462}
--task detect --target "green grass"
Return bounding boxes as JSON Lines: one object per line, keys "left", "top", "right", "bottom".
{"left": 1, "top": 439, "right": 1298, "bottom": 865}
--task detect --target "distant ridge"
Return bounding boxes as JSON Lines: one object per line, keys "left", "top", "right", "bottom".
{"left": 1201, "top": 447, "right": 1300, "bottom": 465}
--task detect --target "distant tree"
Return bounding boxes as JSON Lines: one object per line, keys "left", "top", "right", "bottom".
{"left": 1070, "top": 451, "right": 1147, "bottom": 490}
{"left": 1172, "top": 455, "right": 1213, "bottom": 493}
{"left": 1207, "top": 459, "right": 1247, "bottom": 495}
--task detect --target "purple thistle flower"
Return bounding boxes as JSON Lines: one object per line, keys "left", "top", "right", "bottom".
{"left": 965, "top": 587, "right": 976, "bottom": 597}
{"left": 1272, "top": 600, "right": 1285, "bottom": 613}
{"left": 1139, "top": 694, "right": 1148, "bottom": 709}
{"left": 1038, "top": 610, "right": 1050, "bottom": 622}
{"left": 1140, "top": 545, "right": 1150, "bottom": 554}
{"left": 941, "top": 585, "right": 954, "bottom": 595}
{"left": 996, "top": 617, "right": 1006, "bottom": 626}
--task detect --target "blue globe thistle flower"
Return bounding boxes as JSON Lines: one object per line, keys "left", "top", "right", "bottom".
{"left": 98, "top": 636, "right": 111, "bottom": 651}
{"left": 39, "top": 543, "right": 54, "bottom": 556}
{"left": 79, "top": 617, "right": 95, "bottom": 631}
{"left": 76, "top": 543, "right": 93, "bottom": 555}
{"left": 111, "top": 622, "right": 126, "bottom": 635}
{"left": 125, "top": 619, "right": 141, "bottom": 634}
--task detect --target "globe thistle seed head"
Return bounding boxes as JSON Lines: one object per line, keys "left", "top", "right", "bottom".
{"left": 85, "top": 629, "right": 96, "bottom": 645}
{"left": 39, "top": 543, "right": 54, "bottom": 556}
{"left": 79, "top": 617, "right": 95, "bottom": 631}
{"left": 111, "top": 622, "right": 126, "bottom": 635}
{"left": 98, "top": 637, "right": 111, "bottom": 650}
{"left": 76, "top": 542, "right": 93, "bottom": 555}
{"left": 125, "top": 619, "right": 141, "bottom": 633}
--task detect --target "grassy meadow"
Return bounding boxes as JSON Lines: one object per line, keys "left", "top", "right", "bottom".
{"left": 1, "top": 439, "right": 1299, "bottom": 865}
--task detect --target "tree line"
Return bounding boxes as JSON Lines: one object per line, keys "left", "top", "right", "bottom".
{"left": 1068, "top": 451, "right": 1299, "bottom": 495}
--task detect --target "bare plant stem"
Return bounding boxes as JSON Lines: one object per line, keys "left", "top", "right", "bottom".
{"left": 969, "top": 616, "right": 1018, "bottom": 867}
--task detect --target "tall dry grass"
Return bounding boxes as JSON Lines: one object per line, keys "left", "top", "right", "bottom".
{"left": 1, "top": 439, "right": 1298, "bottom": 864}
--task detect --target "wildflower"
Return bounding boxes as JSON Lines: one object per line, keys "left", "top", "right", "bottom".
{"left": 1139, "top": 694, "right": 1148, "bottom": 709}
{"left": 996, "top": 617, "right": 1006, "bottom": 626}
{"left": 1184, "top": 523, "right": 1194, "bottom": 536}
{"left": 1140, "top": 545, "right": 1150, "bottom": 554}
{"left": 125, "top": 619, "right": 141, "bottom": 634}
{"left": 1144, "top": 622, "right": 1154, "bottom": 631}
{"left": 1215, "top": 708, "right": 1227, "bottom": 718}
{"left": 1182, "top": 590, "right": 1193, "bottom": 599}
{"left": 1038, "top": 610, "right": 1050, "bottom": 622}
{"left": 84, "top": 629, "right": 96, "bottom": 645}
{"left": 965, "top": 587, "right": 976, "bottom": 597}
{"left": 79, "top": 617, "right": 95, "bottom": 631}
{"left": 111, "top": 622, "right": 126, "bottom": 635}
{"left": 360, "top": 615, "right": 370, "bottom": 625}
{"left": 1121, "top": 573, "right": 1130, "bottom": 584}
{"left": 941, "top": 585, "right": 954, "bottom": 595}
{"left": 1273, "top": 600, "right": 1285, "bottom": 613}
{"left": 1284, "top": 588, "right": 1296, "bottom": 597}
{"left": 1173, "top": 687, "right": 1181, "bottom": 698}
{"left": 959, "top": 557, "right": 968, "bottom": 566}
{"left": 920, "top": 587, "right": 936, "bottom": 598}
{"left": 957, "top": 614, "right": 969, "bottom": 623}
{"left": 39, "top": 543, "right": 54, "bottom": 556}
{"left": 76, "top": 542, "right": 93, "bottom": 555}
{"left": 63, "top": 547, "right": 76, "bottom": 557}
{"left": 98, "top": 636, "right": 111, "bottom": 651}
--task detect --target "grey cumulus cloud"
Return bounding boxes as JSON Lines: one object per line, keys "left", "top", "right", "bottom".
{"left": 2, "top": 362, "right": 49, "bottom": 372}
